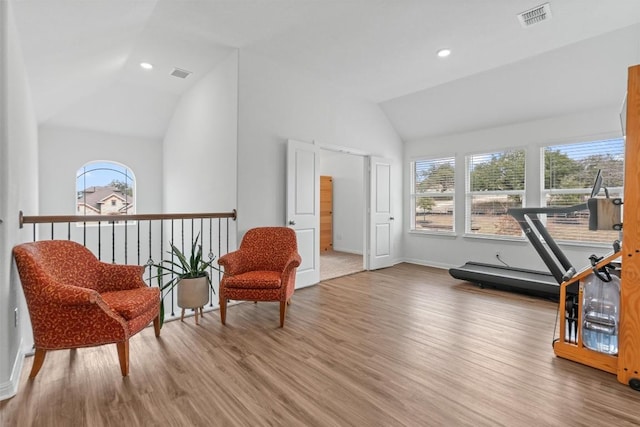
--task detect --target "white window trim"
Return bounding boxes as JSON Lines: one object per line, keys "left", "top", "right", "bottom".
{"left": 539, "top": 138, "right": 624, "bottom": 245}
{"left": 464, "top": 150, "right": 526, "bottom": 237}
{"left": 76, "top": 161, "right": 137, "bottom": 227}
{"left": 409, "top": 157, "right": 456, "bottom": 234}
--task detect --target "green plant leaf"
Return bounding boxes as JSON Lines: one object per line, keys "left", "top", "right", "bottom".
{"left": 159, "top": 300, "right": 165, "bottom": 328}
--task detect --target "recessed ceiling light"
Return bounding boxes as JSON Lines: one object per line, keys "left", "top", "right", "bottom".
{"left": 140, "top": 62, "right": 153, "bottom": 70}
{"left": 437, "top": 48, "right": 451, "bottom": 58}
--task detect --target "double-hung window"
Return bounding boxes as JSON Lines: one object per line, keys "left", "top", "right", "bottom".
{"left": 543, "top": 138, "right": 624, "bottom": 244}
{"left": 466, "top": 149, "right": 525, "bottom": 237}
{"left": 410, "top": 157, "right": 455, "bottom": 233}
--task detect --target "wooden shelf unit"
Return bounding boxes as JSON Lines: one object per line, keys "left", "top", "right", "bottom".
{"left": 552, "top": 64, "right": 640, "bottom": 389}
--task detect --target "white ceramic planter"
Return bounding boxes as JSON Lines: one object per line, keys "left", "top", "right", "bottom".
{"left": 177, "top": 276, "right": 210, "bottom": 309}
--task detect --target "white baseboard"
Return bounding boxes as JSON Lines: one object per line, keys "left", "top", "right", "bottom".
{"left": 296, "top": 281, "right": 319, "bottom": 290}
{"left": 0, "top": 339, "right": 24, "bottom": 402}
{"left": 329, "top": 247, "right": 363, "bottom": 255}
{"left": 399, "top": 257, "right": 455, "bottom": 270}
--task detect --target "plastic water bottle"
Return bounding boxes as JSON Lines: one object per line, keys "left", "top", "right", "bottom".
{"left": 582, "top": 273, "right": 620, "bottom": 355}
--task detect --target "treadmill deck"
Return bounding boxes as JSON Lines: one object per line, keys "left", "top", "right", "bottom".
{"left": 449, "top": 261, "right": 559, "bottom": 298}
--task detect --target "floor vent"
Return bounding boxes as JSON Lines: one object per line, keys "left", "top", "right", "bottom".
{"left": 517, "top": 2, "right": 552, "bottom": 27}
{"left": 170, "top": 68, "right": 192, "bottom": 79}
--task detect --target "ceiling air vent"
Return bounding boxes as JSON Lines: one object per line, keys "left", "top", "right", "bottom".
{"left": 517, "top": 2, "right": 552, "bottom": 28}
{"left": 170, "top": 67, "right": 192, "bottom": 79}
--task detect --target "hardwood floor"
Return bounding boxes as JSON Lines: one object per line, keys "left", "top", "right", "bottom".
{"left": 2, "top": 263, "right": 640, "bottom": 426}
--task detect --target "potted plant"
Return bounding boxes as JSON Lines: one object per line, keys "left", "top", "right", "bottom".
{"left": 153, "top": 233, "right": 221, "bottom": 326}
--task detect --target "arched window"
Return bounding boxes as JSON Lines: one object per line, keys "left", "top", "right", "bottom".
{"left": 76, "top": 161, "right": 135, "bottom": 217}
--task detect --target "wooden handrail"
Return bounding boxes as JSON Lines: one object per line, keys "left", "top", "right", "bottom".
{"left": 19, "top": 209, "right": 237, "bottom": 228}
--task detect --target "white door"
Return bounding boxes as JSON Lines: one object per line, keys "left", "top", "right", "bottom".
{"left": 368, "top": 156, "right": 394, "bottom": 270}
{"left": 286, "top": 139, "right": 320, "bottom": 288}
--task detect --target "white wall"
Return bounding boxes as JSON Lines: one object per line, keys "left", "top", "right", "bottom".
{"left": 163, "top": 50, "right": 238, "bottom": 214}
{"left": 237, "top": 51, "right": 403, "bottom": 262}
{"left": 319, "top": 150, "right": 364, "bottom": 254}
{"left": 0, "top": 0, "right": 39, "bottom": 400}
{"left": 39, "top": 126, "right": 163, "bottom": 215}
{"left": 404, "top": 106, "right": 624, "bottom": 272}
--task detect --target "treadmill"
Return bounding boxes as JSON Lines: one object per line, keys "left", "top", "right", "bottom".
{"left": 449, "top": 203, "right": 585, "bottom": 298}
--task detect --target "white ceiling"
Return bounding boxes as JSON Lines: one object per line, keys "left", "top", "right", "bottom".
{"left": 11, "top": 0, "right": 640, "bottom": 140}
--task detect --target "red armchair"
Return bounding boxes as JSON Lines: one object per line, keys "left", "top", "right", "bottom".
{"left": 217, "top": 227, "right": 301, "bottom": 327}
{"left": 13, "top": 240, "right": 160, "bottom": 378}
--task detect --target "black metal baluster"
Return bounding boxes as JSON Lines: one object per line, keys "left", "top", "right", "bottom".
{"left": 124, "top": 219, "right": 128, "bottom": 264}
{"left": 98, "top": 221, "right": 102, "bottom": 260}
{"left": 226, "top": 217, "right": 230, "bottom": 254}
{"left": 171, "top": 220, "right": 175, "bottom": 316}
{"left": 181, "top": 219, "right": 185, "bottom": 255}
{"left": 146, "top": 220, "right": 154, "bottom": 289}
{"left": 218, "top": 218, "right": 222, "bottom": 303}
{"left": 148, "top": 220, "right": 152, "bottom": 267}
{"left": 137, "top": 220, "right": 141, "bottom": 265}
{"left": 160, "top": 220, "right": 164, "bottom": 287}
{"left": 209, "top": 218, "right": 214, "bottom": 307}
{"left": 67, "top": 223, "right": 71, "bottom": 240}
{"left": 111, "top": 220, "right": 115, "bottom": 264}
{"left": 50, "top": 223, "right": 54, "bottom": 240}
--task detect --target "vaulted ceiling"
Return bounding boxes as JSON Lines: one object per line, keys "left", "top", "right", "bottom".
{"left": 12, "top": 0, "right": 640, "bottom": 140}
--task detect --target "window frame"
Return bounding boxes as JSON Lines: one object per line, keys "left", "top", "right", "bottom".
{"left": 540, "top": 137, "right": 624, "bottom": 245}
{"left": 409, "top": 156, "right": 456, "bottom": 235}
{"left": 465, "top": 148, "right": 526, "bottom": 239}
{"left": 76, "top": 161, "right": 137, "bottom": 226}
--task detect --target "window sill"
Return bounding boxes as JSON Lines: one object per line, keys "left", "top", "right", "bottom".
{"left": 408, "top": 230, "right": 457, "bottom": 238}
{"left": 462, "top": 233, "right": 615, "bottom": 249}
{"left": 462, "top": 233, "right": 528, "bottom": 243}
{"left": 553, "top": 239, "right": 614, "bottom": 249}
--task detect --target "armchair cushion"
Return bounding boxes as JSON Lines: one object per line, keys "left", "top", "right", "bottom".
{"left": 222, "top": 271, "right": 282, "bottom": 289}
{"left": 101, "top": 287, "right": 159, "bottom": 320}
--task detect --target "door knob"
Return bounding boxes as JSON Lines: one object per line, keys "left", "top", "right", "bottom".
{"left": 288, "top": 220, "right": 296, "bottom": 225}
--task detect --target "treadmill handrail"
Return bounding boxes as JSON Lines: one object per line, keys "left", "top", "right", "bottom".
{"left": 507, "top": 203, "right": 586, "bottom": 284}
{"left": 507, "top": 203, "right": 587, "bottom": 216}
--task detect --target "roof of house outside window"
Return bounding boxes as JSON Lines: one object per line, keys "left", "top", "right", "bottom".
{"left": 77, "top": 186, "right": 133, "bottom": 214}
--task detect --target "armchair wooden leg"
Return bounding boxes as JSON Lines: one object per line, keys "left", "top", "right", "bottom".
{"left": 153, "top": 314, "right": 161, "bottom": 337}
{"left": 116, "top": 340, "right": 129, "bottom": 377}
{"left": 29, "top": 348, "right": 46, "bottom": 379}
{"left": 219, "top": 294, "right": 227, "bottom": 325}
{"left": 280, "top": 300, "right": 287, "bottom": 328}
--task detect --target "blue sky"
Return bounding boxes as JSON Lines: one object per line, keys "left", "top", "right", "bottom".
{"left": 76, "top": 161, "right": 133, "bottom": 189}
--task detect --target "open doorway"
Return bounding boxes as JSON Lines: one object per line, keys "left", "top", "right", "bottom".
{"left": 319, "top": 148, "right": 365, "bottom": 281}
